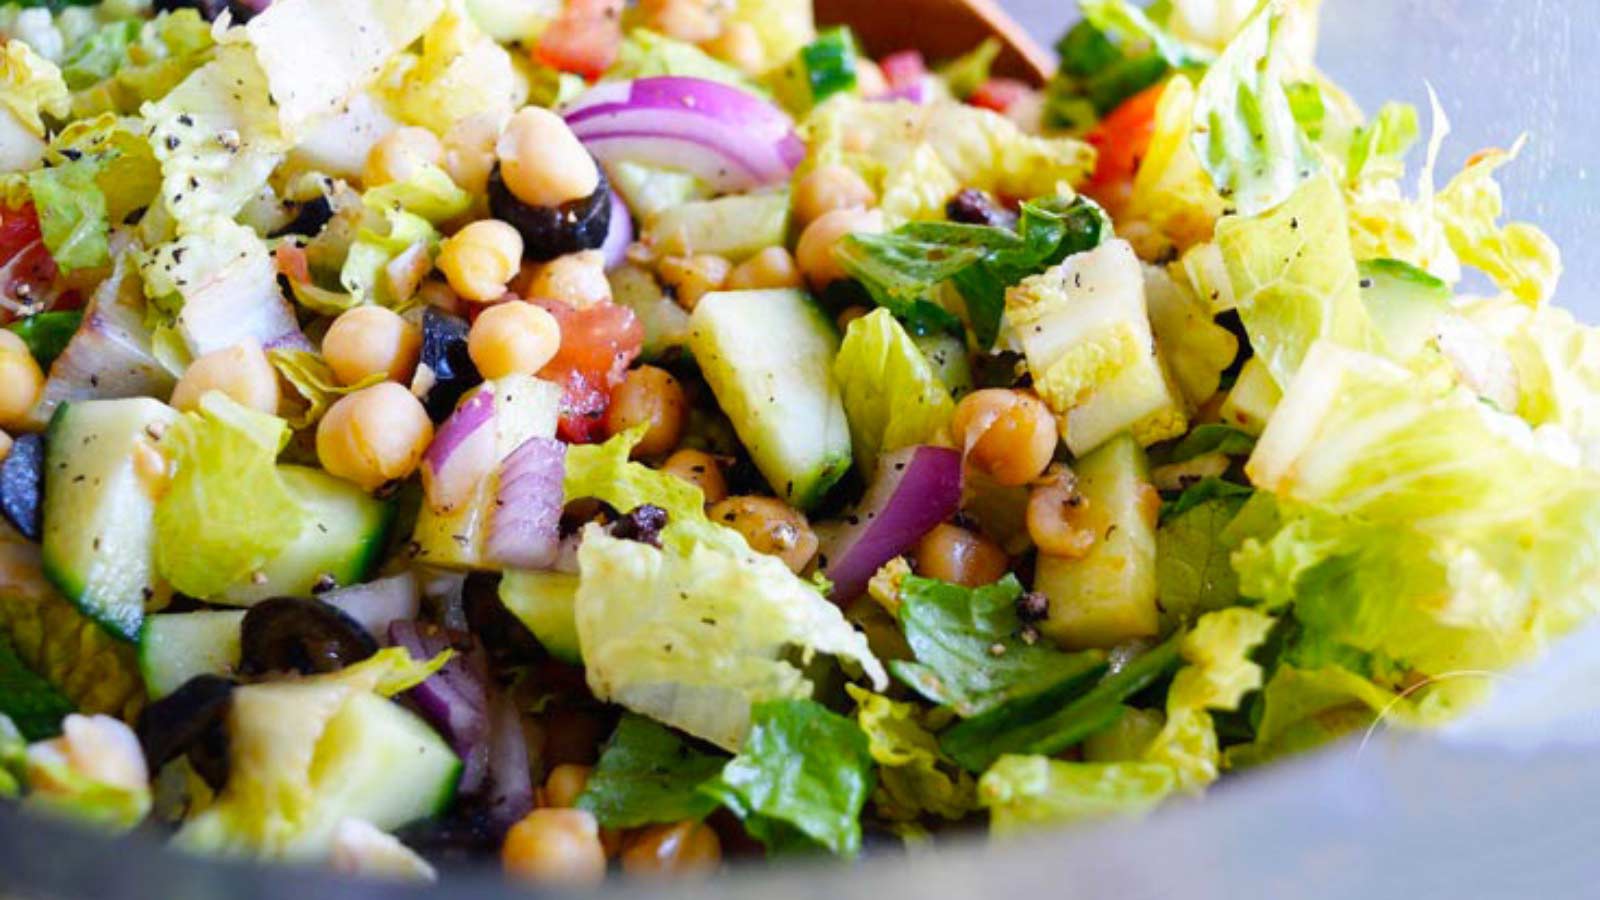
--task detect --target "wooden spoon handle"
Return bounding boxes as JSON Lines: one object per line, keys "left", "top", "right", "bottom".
{"left": 815, "top": 0, "right": 1054, "bottom": 85}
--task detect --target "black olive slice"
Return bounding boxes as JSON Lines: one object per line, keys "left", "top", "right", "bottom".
{"left": 0, "top": 433, "right": 44, "bottom": 541}
{"left": 239, "top": 597, "right": 379, "bottom": 677}
{"left": 488, "top": 163, "right": 612, "bottom": 263}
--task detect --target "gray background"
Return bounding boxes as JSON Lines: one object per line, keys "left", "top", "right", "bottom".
{"left": 1007, "top": 0, "right": 1599, "bottom": 318}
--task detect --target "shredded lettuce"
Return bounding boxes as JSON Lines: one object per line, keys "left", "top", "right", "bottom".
{"left": 1043, "top": 1, "right": 1201, "bottom": 130}
{"left": 0, "top": 713, "right": 22, "bottom": 798}
{"left": 1156, "top": 486, "right": 1252, "bottom": 624}
{"left": 1123, "top": 76, "right": 1226, "bottom": 259}
{"left": 1435, "top": 139, "right": 1562, "bottom": 306}
{"left": 1239, "top": 342, "right": 1600, "bottom": 679}
{"left": 723, "top": 0, "right": 815, "bottom": 76}
{"left": 66, "top": 9, "right": 215, "bottom": 119}
{"left": 140, "top": 216, "right": 299, "bottom": 357}
{"left": 804, "top": 98, "right": 1095, "bottom": 223}
{"left": 25, "top": 158, "right": 107, "bottom": 271}
{"left": 1190, "top": 4, "right": 1318, "bottom": 216}
{"left": 834, "top": 309, "right": 955, "bottom": 473}
{"left": 0, "top": 39, "right": 69, "bottom": 139}
{"left": 979, "top": 755, "right": 1178, "bottom": 835}
{"left": 937, "top": 38, "right": 1000, "bottom": 101}
{"left": 154, "top": 393, "right": 307, "bottom": 599}
{"left": 1214, "top": 174, "right": 1376, "bottom": 388}
{"left": 1143, "top": 263, "right": 1238, "bottom": 408}
{"left": 846, "top": 685, "right": 975, "bottom": 823}
{"left": 377, "top": 0, "right": 523, "bottom": 137}
{"left": 575, "top": 715, "right": 727, "bottom": 829}
{"left": 702, "top": 698, "right": 874, "bottom": 857}
{"left": 610, "top": 28, "right": 758, "bottom": 90}
{"left": 268, "top": 350, "right": 384, "bottom": 431}
{"left": 575, "top": 528, "right": 886, "bottom": 751}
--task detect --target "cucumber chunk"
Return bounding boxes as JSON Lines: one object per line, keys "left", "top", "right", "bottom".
{"left": 1035, "top": 434, "right": 1161, "bottom": 650}
{"left": 41, "top": 399, "right": 178, "bottom": 642}
{"left": 500, "top": 570, "right": 581, "bottom": 664}
{"left": 215, "top": 467, "right": 394, "bottom": 606}
{"left": 689, "top": 289, "right": 852, "bottom": 510}
{"left": 138, "top": 611, "right": 247, "bottom": 699}
{"left": 646, "top": 192, "right": 791, "bottom": 262}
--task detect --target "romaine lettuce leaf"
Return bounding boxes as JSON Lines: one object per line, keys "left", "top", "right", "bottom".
{"left": 66, "top": 9, "right": 215, "bottom": 119}
{"left": 846, "top": 684, "right": 975, "bottom": 822}
{"left": 23, "top": 714, "right": 151, "bottom": 832}
{"left": 1238, "top": 341, "right": 1600, "bottom": 678}
{"left": 724, "top": 0, "right": 815, "bottom": 76}
{"left": 1435, "top": 139, "right": 1562, "bottom": 306}
{"left": 890, "top": 575, "right": 1104, "bottom": 718}
{"left": 25, "top": 158, "right": 107, "bottom": 271}
{"left": 48, "top": 114, "right": 162, "bottom": 226}
{"left": 1156, "top": 487, "right": 1251, "bottom": 624}
{"left": 562, "top": 427, "right": 739, "bottom": 554}
{"left": 0, "top": 39, "right": 69, "bottom": 139}
{"left": 834, "top": 309, "right": 955, "bottom": 472}
{"left": 936, "top": 38, "right": 1000, "bottom": 101}
{"left": 803, "top": 98, "right": 1095, "bottom": 223}
{"left": 268, "top": 350, "right": 384, "bottom": 431}
{"left": 59, "top": 18, "right": 139, "bottom": 90}
{"left": 1214, "top": 173, "right": 1376, "bottom": 388}
{"left": 1345, "top": 101, "right": 1419, "bottom": 187}
{"left": 0, "top": 632, "right": 74, "bottom": 742}
{"left": 140, "top": 216, "right": 300, "bottom": 357}
{"left": 609, "top": 28, "right": 758, "bottom": 90}
{"left": 376, "top": 0, "right": 522, "bottom": 136}
{"left": 574, "top": 527, "right": 886, "bottom": 751}
{"left": 702, "top": 698, "right": 874, "bottom": 857}
{"left": 0, "top": 713, "right": 22, "bottom": 798}
{"left": 575, "top": 715, "right": 727, "bottom": 829}
{"left": 979, "top": 755, "right": 1178, "bottom": 836}
{"left": 1143, "top": 263, "right": 1238, "bottom": 408}
{"left": 1122, "top": 76, "right": 1226, "bottom": 259}
{"left": 154, "top": 393, "right": 307, "bottom": 599}
{"left": 1190, "top": 4, "right": 1318, "bottom": 216}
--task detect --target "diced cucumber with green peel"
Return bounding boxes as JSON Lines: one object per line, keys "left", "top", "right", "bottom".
{"left": 41, "top": 398, "right": 179, "bottom": 643}
{"left": 500, "top": 570, "right": 581, "bottom": 664}
{"left": 646, "top": 192, "right": 791, "bottom": 262}
{"left": 610, "top": 161, "right": 710, "bottom": 221}
{"left": 1359, "top": 258, "right": 1451, "bottom": 360}
{"left": 610, "top": 264, "right": 690, "bottom": 361}
{"left": 138, "top": 611, "right": 247, "bottom": 699}
{"left": 1035, "top": 434, "right": 1161, "bottom": 651}
{"left": 689, "top": 289, "right": 852, "bottom": 510}
{"left": 215, "top": 467, "right": 394, "bottom": 606}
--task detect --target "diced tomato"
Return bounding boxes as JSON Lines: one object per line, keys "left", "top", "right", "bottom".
{"left": 1084, "top": 83, "right": 1167, "bottom": 198}
{"left": 274, "top": 242, "right": 312, "bottom": 285}
{"left": 0, "top": 204, "right": 66, "bottom": 324}
{"left": 969, "top": 78, "right": 1033, "bottom": 113}
{"left": 532, "top": 298, "right": 643, "bottom": 444}
{"left": 878, "top": 50, "right": 928, "bottom": 93}
{"left": 534, "top": 0, "right": 624, "bottom": 82}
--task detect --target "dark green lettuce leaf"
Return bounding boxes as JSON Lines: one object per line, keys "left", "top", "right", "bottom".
{"left": 575, "top": 715, "right": 728, "bottom": 829}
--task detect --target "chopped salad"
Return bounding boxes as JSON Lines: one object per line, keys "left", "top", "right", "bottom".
{"left": 0, "top": 0, "right": 1594, "bottom": 886}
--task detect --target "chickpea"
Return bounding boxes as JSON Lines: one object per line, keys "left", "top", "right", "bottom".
{"left": 497, "top": 107, "right": 600, "bottom": 209}
{"left": 443, "top": 112, "right": 501, "bottom": 196}
{"left": 951, "top": 389, "right": 1058, "bottom": 487}
{"left": 0, "top": 330, "right": 44, "bottom": 429}
{"left": 703, "top": 21, "right": 764, "bottom": 75}
{"left": 0, "top": 430, "right": 11, "bottom": 462}
{"left": 468, "top": 300, "right": 563, "bottom": 380}
{"left": 502, "top": 809, "right": 607, "bottom": 887}
{"left": 364, "top": 126, "right": 445, "bottom": 187}
{"left": 708, "top": 496, "right": 818, "bottom": 572}
{"left": 606, "top": 366, "right": 686, "bottom": 458}
{"left": 796, "top": 207, "right": 884, "bottom": 291}
{"left": 1027, "top": 468, "right": 1097, "bottom": 559}
{"left": 438, "top": 220, "right": 524, "bottom": 303}
{"left": 542, "top": 764, "right": 593, "bottom": 809}
{"left": 657, "top": 254, "right": 731, "bottom": 311}
{"left": 521, "top": 250, "right": 612, "bottom": 308}
{"left": 793, "top": 164, "right": 877, "bottom": 228}
{"left": 836, "top": 305, "right": 870, "bottom": 332}
{"left": 914, "top": 523, "right": 1009, "bottom": 586}
{"left": 660, "top": 449, "right": 727, "bottom": 504}
{"left": 322, "top": 306, "right": 421, "bottom": 386}
{"left": 621, "top": 821, "right": 722, "bottom": 878}
{"left": 169, "top": 339, "right": 280, "bottom": 415}
{"left": 641, "top": 0, "right": 726, "bottom": 43}
{"left": 316, "top": 382, "right": 434, "bottom": 492}
{"left": 724, "top": 246, "right": 802, "bottom": 291}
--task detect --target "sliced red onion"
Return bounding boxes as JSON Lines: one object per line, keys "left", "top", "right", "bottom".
{"left": 485, "top": 436, "right": 565, "bottom": 571}
{"left": 824, "top": 446, "right": 963, "bottom": 603}
{"left": 322, "top": 573, "right": 420, "bottom": 641}
{"left": 390, "top": 620, "right": 491, "bottom": 794}
{"left": 599, "top": 190, "right": 632, "bottom": 272}
{"left": 564, "top": 76, "right": 804, "bottom": 192}
{"left": 421, "top": 387, "right": 498, "bottom": 514}
{"left": 878, "top": 82, "right": 929, "bottom": 104}
{"left": 480, "top": 690, "right": 535, "bottom": 831}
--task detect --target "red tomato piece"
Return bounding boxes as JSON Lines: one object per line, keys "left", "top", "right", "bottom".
{"left": 969, "top": 77, "right": 1032, "bottom": 113}
{"left": 878, "top": 50, "right": 928, "bottom": 92}
{"left": 1084, "top": 83, "right": 1166, "bottom": 195}
{"left": 535, "top": 0, "right": 624, "bottom": 81}
{"left": 0, "top": 204, "right": 64, "bottom": 324}
{"left": 533, "top": 298, "right": 643, "bottom": 444}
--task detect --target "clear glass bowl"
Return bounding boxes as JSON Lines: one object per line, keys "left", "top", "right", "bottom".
{"left": 5, "top": 3, "right": 1599, "bottom": 897}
